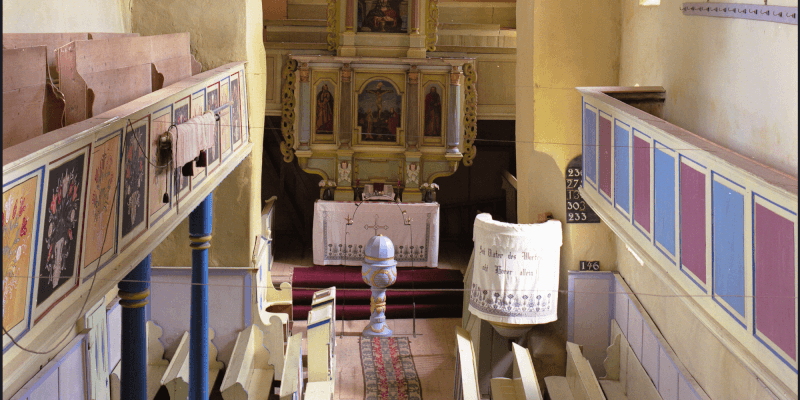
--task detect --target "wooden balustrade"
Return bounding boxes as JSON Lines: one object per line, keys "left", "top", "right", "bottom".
{"left": 577, "top": 86, "right": 797, "bottom": 397}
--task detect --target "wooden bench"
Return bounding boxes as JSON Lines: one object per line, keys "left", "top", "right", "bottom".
{"left": 219, "top": 325, "right": 276, "bottom": 400}
{"left": 596, "top": 321, "right": 660, "bottom": 400}
{"left": 544, "top": 342, "right": 606, "bottom": 400}
{"left": 160, "top": 328, "right": 224, "bottom": 399}
{"left": 490, "top": 342, "right": 544, "bottom": 400}
{"left": 111, "top": 321, "right": 171, "bottom": 400}
{"left": 454, "top": 326, "right": 481, "bottom": 400}
{"left": 279, "top": 333, "right": 304, "bottom": 400}
{"left": 305, "top": 294, "right": 336, "bottom": 399}
{"left": 254, "top": 196, "right": 292, "bottom": 327}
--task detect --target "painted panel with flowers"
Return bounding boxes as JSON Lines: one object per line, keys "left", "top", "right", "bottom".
{"left": 83, "top": 134, "right": 121, "bottom": 274}
{"left": 3, "top": 176, "right": 39, "bottom": 330}
{"left": 37, "top": 154, "right": 85, "bottom": 306}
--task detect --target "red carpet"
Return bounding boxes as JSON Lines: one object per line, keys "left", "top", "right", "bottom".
{"left": 292, "top": 265, "right": 464, "bottom": 320}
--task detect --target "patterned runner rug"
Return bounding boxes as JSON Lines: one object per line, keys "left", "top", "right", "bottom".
{"left": 360, "top": 336, "right": 423, "bottom": 400}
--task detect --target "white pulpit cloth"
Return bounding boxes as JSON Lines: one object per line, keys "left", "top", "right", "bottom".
{"left": 468, "top": 213, "right": 563, "bottom": 325}
{"left": 312, "top": 201, "right": 440, "bottom": 267}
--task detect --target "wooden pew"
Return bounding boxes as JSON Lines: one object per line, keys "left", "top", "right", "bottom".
{"left": 160, "top": 328, "right": 224, "bottom": 399}
{"left": 219, "top": 325, "right": 276, "bottom": 400}
{"left": 454, "top": 326, "right": 481, "bottom": 400}
{"left": 55, "top": 33, "right": 201, "bottom": 125}
{"left": 279, "top": 333, "right": 304, "bottom": 400}
{"left": 544, "top": 342, "right": 606, "bottom": 400}
{"left": 111, "top": 321, "right": 171, "bottom": 400}
{"left": 596, "top": 321, "right": 660, "bottom": 400}
{"left": 305, "top": 293, "right": 336, "bottom": 399}
{"left": 255, "top": 197, "right": 293, "bottom": 324}
{"left": 2, "top": 46, "right": 49, "bottom": 149}
{"left": 490, "top": 342, "right": 544, "bottom": 400}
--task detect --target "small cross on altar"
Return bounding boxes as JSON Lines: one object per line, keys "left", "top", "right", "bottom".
{"left": 364, "top": 214, "right": 389, "bottom": 236}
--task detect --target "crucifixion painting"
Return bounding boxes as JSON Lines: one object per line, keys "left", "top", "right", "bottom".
{"left": 358, "top": 80, "right": 402, "bottom": 143}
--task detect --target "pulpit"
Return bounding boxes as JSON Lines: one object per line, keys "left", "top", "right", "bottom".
{"left": 312, "top": 200, "right": 440, "bottom": 267}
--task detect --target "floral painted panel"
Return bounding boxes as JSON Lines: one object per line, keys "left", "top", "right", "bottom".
{"left": 206, "top": 87, "right": 220, "bottom": 165}
{"left": 149, "top": 110, "right": 171, "bottom": 219}
{"left": 3, "top": 177, "right": 38, "bottom": 329}
{"left": 230, "top": 76, "right": 242, "bottom": 144}
{"left": 122, "top": 124, "right": 146, "bottom": 237}
{"left": 37, "top": 155, "right": 85, "bottom": 305}
{"left": 220, "top": 106, "right": 231, "bottom": 154}
{"left": 173, "top": 103, "right": 190, "bottom": 194}
{"left": 84, "top": 136, "right": 120, "bottom": 270}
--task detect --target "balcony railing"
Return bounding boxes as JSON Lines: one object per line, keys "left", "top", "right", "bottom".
{"left": 577, "top": 86, "right": 797, "bottom": 398}
{"left": 2, "top": 62, "right": 253, "bottom": 369}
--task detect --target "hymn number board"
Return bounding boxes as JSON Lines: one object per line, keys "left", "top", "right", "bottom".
{"left": 566, "top": 155, "right": 600, "bottom": 223}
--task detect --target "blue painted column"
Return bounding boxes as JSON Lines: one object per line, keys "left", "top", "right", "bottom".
{"left": 189, "top": 194, "right": 213, "bottom": 399}
{"left": 118, "top": 254, "right": 151, "bottom": 400}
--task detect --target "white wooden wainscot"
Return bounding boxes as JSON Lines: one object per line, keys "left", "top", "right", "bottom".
{"left": 220, "top": 324, "right": 276, "bottom": 400}
{"left": 160, "top": 328, "right": 224, "bottom": 399}
{"left": 490, "top": 342, "right": 544, "bottom": 400}
{"left": 305, "top": 299, "right": 336, "bottom": 398}
{"left": 279, "top": 333, "right": 304, "bottom": 400}
{"left": 567, "top": 272, "right": 711, "bottom": 400}
{"left": 9, "top": 334, "right": 88, "bottom": 400}
{"left": 544, "top": 342, "right": 606, "bottom": 400}
{"left": 3, "top": 61, "right": 252, "bottom": 398}
{"left": 454, "top": 326, "right": 481, "bottom": 400}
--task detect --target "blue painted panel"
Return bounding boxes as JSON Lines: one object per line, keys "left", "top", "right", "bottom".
{"left": 584, "top": 107, "right": 597, "bottom": 184}
{"left": 713, "top": 180, "right": 745, "bottom": 316}
{"left": 614, "top": 123, "right": 630, "bottom": 214}
{"left": 654, "top": 149, "right": 676, "bottom": 256}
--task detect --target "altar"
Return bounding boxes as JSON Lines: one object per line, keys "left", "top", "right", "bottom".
{"left": 312, "top": 201, "right": 440, "bottom": 267}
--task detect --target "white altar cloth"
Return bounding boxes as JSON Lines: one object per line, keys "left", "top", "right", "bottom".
{"left": 312, "top": 201, "right": 440, "bottom": 267}
{"left": 468, "top": 213, "right": 562, "bottom": 325}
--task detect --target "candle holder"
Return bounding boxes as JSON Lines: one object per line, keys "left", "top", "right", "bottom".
{"left": 361, "top": 234, "right": 397, "bottom": 337}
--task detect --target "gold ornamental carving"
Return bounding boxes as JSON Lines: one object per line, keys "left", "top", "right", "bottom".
{"left": 280, "top": 58, "right": 299, "bottom": 162}
{"left": 462, "top": 62, "right": 478, "bottom": 166}
{"left": 326, "top": 0, "right": 338, "bottom": 51}
{"left": 426, "top": 0, "right": 439, "bottom": 52}
{"left": 298, "top": 63, "right": 310, "bottom": 83}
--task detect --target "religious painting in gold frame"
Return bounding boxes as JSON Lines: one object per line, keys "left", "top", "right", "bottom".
{"left": 313, "top": 78, "right": 337, "bottom": 144}
{"left": 421, "top": 76, "right": 447, "bottom": 146}
{"left": 357, "top": 0, "right": 408, "bottom": 33}
{"left": 356, "top": 78, "right": 403, "bottom": 146}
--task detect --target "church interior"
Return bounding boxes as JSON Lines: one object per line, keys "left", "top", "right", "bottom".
{"left": 2, "top": 0, "right": 797, "bottom": 399}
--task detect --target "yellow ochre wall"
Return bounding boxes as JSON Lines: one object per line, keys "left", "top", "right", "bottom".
{"left": 131, "top": 0, "right": 268, "bottom": 269}
{"left": 516, "top": 0, "right": 622, "bottom": 345}
{"left": 2, "top": 0, "right": 132, "bottom": 33}
{"left": 620, "top": 0, "right": 798, "bottom": 177}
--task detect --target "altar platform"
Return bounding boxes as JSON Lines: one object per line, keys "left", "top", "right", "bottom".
{"left": 312, "top": 200, "right": 440, "bottom": 268}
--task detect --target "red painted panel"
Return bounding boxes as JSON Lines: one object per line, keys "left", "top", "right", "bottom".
{"left": 755, "top": 203, "right": 796, "bottom": 360}
{"left": 633, "top": 136, "right": 651, "bottom": 232}
{"left": 680, "top": 163, "right": 706, "bottom": 283}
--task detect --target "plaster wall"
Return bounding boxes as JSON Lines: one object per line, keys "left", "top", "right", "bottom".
{"left": 614, "top": 236, "right": 780, "bottom": 399}
{"left": 619, "top": 0, "right": 798, "bottom": 177}
{"left": 133, "top": 0, "right": 268, "bottom": 268}
{"left": 516, "top": 0, "right": 622, "bottom": 344}
{"left": 2, "top": 0, "right": 131, "bottom": 34}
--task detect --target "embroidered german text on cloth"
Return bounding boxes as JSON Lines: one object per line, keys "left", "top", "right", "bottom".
{"left": 468, "top": 213, "right": 563, "bottom": 325}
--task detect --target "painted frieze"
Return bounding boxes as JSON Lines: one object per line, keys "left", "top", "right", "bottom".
{"left": 37, "top": 154, "right": 85, "bottom": 306}
{"left": 3, "top": 177, "right": 39, "bottom": 329}
{"left": 84, "top": 134, "right": 121, "bottom": 273}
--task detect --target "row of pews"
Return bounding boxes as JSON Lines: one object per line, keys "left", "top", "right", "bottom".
{"left": 455, "top": 325, "right": 661, "bottom": 400}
